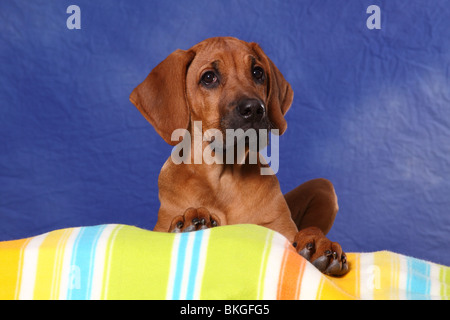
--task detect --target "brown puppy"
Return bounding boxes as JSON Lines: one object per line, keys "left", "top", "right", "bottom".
{"left": 130, "top": 37, "right": 348, "bottom": 276}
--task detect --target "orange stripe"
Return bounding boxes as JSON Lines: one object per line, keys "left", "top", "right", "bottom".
{"left": 277, "top": 247, "right": 306, "bottom": 300}
{"left": 0, "top": 238, "right": 30, "bottom": 299}
{"left": 276, "top": 249, "right": 289, "bottom": 299}
{"left": 294, "top": 256, "right": 306, "bottom": 299}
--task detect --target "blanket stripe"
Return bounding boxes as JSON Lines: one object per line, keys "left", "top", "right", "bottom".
{"left": 167, "top": 229, "right": 210, "bottom": 300}
{"left": 0, "top": 224, "right": 448, "bottom": 300}
{"left": 67, "top": 225, "right": 106, "bottom": 300}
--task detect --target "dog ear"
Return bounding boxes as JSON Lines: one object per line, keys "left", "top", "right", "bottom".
{"left": 251, "top": 43, "right": 293, "bottom": 135}
{"left": 130, "top": 49, "right": 196, "bottom": 145}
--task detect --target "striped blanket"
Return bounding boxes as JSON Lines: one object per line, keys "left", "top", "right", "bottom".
{"left": 0, "top": 224, "right": 448, "bottom": 300}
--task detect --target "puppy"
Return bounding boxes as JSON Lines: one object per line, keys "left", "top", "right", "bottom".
{"left": 130, "top": 37, "right": 348, "bottom": 275}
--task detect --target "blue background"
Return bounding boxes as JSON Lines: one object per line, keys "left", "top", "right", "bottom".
{"left": 1, "top": 0, "right": 449, "bottom": 265}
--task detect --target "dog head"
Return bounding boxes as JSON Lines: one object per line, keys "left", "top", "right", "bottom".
{"left": 130, "top": 37, "right": 293, "bottom": 146}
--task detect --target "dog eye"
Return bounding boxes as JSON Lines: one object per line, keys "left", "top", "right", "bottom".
{"left": 252, "top": 66, "right": 265, "bottom": 82}
{"left": 201, "top": 71, "right": 218, "bottom": 87}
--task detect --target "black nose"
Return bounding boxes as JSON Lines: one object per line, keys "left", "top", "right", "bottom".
{"left": 237, "top": 99, "right": 265, "bottom": 122}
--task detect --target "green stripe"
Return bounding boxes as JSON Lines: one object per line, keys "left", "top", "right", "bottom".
{"left": 441, "top": 265, "right": 450, "bottom": 299}
{"left": 200, "top": 224, "right": 272, "bottom": 299}
{"left": 103, "top": 225, "right": 175, "bottom": 299}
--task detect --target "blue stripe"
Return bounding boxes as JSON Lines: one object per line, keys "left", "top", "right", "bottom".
{"left": 185, "top": 230, "right": 204, "bottom": 300}
{"left": 67, "top": 227, "right": 85, "bottom": 300}
{"left": 66, "top": 225, "right": 107, "bottom": 300}
{"left": 407, "top": 257, "right": 430, "bottom": 299}
{"left": 172, "top": 232, "right": 189, "bottom": 300}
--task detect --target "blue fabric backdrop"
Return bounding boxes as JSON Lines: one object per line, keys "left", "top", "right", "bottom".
{"left": 1, "top": 0, "right": 449, "bottom": 265}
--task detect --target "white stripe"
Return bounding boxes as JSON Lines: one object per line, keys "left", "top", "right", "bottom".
{"left": 256, "top": 231, "right": 273, "bottom": 299}
{"left": 17, "top": 232, "right": 49, "bottom": 300}
{"left": 389, "top": 253, "right": 397, "bottom": 299}
{"left": 297, "top": 262, "right": 321, "bottom": 300}
{"left": 101, "top": 225, "right": 123, "bottom": 299}
{"left": 192, "top": 229, "right": 211, "bottom": 300}
{"left": 262, "top": 235, "right": 288, "bottom": 300}
{"left": 57, "top": 228, "right": 81, "bottom": 300}
{"left": 166, "top": 233, "right": 181, "bottom": 300}
{"left": 14, "top": 239, "right": 30, "bottom": 299}
{"left": 50, "top": 229, "right": 72, "bottom": 299}
{"left": 359, "top": 252, "right": 374, "bottom": 300}
{"left": 89, "top": 224, "right": 118, "bottom": 300}
{"left": 428, "top": 263, "right": 441, "bottom": 299}
{"left": 397, "top": 255, "right": 408, "bottom": 300}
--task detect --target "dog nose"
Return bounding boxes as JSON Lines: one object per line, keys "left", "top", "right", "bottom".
{"left": 237, "top": 99, "right": 265, "bottom": 122}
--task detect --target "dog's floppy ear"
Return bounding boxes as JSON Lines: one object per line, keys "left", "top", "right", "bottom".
{"left": 251, "top": 43, "right": 293, "bottom": 135}
{"left": 130, "top": 49, "right": 196, "bottom": 145}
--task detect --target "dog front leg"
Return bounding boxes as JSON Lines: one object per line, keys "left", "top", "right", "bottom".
{"left": 168, "top": 207, "right": 221, "bottom": 233}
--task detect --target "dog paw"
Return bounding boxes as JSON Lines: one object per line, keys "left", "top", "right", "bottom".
{"left": 169, "top": 207, "right": 221, "bottom": 233}
{"left": 293, "top": 227, "right": 349, "bottom": 276}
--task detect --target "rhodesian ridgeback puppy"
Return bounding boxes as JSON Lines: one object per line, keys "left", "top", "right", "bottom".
{"left": 130, "top": 37, "right": 348, "bottom": 276}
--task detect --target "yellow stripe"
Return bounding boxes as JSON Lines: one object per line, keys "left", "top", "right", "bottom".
{"left": 315, "top": 253, "right": 359, "bottom": 299}
{"left": 390, "top": 252, "right": 400, "bottom": 299}
{"left": 32, "top": 229, "right": 71, "bottom": 299}
{"left": 317, "top": 276, "right": 356, "bottom": 300}
{"left": 316, "top": 276, "right": 324, "bottom": 299}
{"left": 372, "top": 251, "right": 384, "bottom": 299}
{"left": 373, "top": 251, "right": 400, "bottom": 300}
{"left": 200, "top": 225, "right": 271, "bottom": 299}
{"left": 353, "top": 253, "right": 360, "bottom": 298}
{"left": 349, "top": 253, "right": 360, "bottom": 298}
{"left": 331, "top": 253, "right": 360, "bottom": 298}
{"left": 105, "top": 226, "right": 175, "bottom": 299}
{"left": 0, "top": 238, "right": 30, "bottom": 299}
